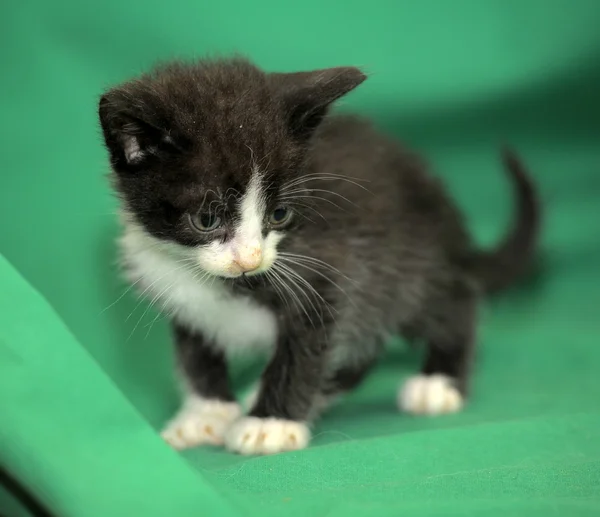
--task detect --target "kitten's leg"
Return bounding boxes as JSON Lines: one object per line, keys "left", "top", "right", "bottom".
{"left": 322, "top": 361, "right": 375, "bottom": 396}
{"left": 161, "top": 323, "right": 241, "bottom": 449}
{"left": 309, "top": 360, "right": 377, "bottom": 418}
{"left": 242, "top": 360, "right": 376, "bottom": 420}
{"left": 399, "top": 285, "right": 477, "bottom": 416}
{"left": 225, "top": 329, "right": 328, "bottom": 455}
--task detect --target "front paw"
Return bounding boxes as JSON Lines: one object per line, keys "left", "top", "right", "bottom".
{"left": 161, "top": 397, "right": 241, "bottom": 450}
{"left": 398, "top": 374, "right": 464, "bottom": 415}
{"left": 225, "top": 417, "right": 310, "bottom": 455}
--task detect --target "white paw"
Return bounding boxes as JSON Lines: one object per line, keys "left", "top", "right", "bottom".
{"left": 161, "top": 397, "right": 241, "bottom": 450}
{"left": 225, "top": 417, "right": 310, "bottom": 455}
{"left": 398, "top": 374, "right": 464, "bottom": 415}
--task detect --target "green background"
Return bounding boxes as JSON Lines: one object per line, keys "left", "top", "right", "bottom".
{"left": 1, "top": 1, "right": 600, "bottom": 515}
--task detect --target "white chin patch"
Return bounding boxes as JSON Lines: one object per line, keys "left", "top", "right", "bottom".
{"left": 398, "top": 374, "right": 464, "bottom": 415}
{"left": 161, "top": 396, "right": 241, "bottom": 449}
{"left": 225, "top": 417, "right": 310, "bottom": 455}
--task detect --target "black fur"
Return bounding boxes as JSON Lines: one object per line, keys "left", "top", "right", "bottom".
{"left": 172, "top": 324, "right": 235, "bottom": 402}
{"left": 99, "top": 59, "right": 365, "bottom": 246}
{"left": 99, "top": 57, "right": 540, "bottom": 428}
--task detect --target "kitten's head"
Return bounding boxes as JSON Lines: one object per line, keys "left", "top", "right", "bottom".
{"left": 99, "top": 58, "right": 365, "bottom": 278}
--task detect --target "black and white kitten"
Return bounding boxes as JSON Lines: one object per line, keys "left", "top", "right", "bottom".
{"left": 98, "top": 58, "right": 540, "bottom": 455}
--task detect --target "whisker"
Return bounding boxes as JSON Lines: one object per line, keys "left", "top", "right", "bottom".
{"left": 279, "top": 194, "right": 348, "bottom": 213}
{"left": 139, "top": 263, "right": 214, "bottom": 339}
{"left": 288, "top": 208, "right": 317, "bottom": 225}
{"left": 128, "top": 281, "right": 174, "bottom": 341}
{"left": 277, "top": 257, "right": 356, "bottom": 307}
{"left": 264, "top": 269, "right": 291, "bottom": 312}
{"left": 284, "top": 201, "right": 328, "bottom": 223}
{"left": 282, "top": 188, "right": 360, "bottom": 209}
{"left": 124, "top": 263, "right": 191, "bottom": 323}
{"left": 259, "top": 147, "right": 275, "bottom": 171}
{"left": 271, "top": 264, "right": 316, "bottom": 329}
{"left": 100, "top": 275, "right": 145, "bottom": 314}
{"left": 275, "top": 262, "right": 327, "bottom": 326}
{"left": 281, "top": 174, "right": 372, "bottom": 194}
{"left": 278, "top": 252, "right": 356, "bottom": 284}
{"left": 281, "top": 172, "right": 370, "bottom": 187}
{"left": 275, "top": 262, "right": 337, "bottom": 323}
{"left": 269, "top": 267, "right": 305, "bottom": 322}
{"left": 144, "top": 291, "right": 175, "bottom": 339}
{"left": 192, "top": 269, "right": 212, "bottom": 285}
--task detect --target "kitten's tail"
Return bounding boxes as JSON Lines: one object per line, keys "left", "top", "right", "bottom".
{"left": 472, "top": 149, "right": 541, "bottom": 295}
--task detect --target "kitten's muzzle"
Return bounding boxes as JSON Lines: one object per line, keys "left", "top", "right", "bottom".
{"left": 232, "top": 246, "right": 263, "bottom": 273}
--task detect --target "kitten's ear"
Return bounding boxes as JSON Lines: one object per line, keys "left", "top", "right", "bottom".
{"left": 98, "top": 92, "right": 173, "bottom": 173}
{"left": 270, "top": 67, "right": 367, "bottom": 140}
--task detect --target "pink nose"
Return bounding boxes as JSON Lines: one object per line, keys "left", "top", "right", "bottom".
{"left": 233, "top": 248, "right": 263, "bottom": 272}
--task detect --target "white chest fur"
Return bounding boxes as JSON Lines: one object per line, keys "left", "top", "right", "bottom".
{"left": 120, "top": 222, "right": 278, "bottom": 353}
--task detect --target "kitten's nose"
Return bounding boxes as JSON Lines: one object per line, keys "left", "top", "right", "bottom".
{"left": 233, "top": 246, "right": 263, "bottom": 273}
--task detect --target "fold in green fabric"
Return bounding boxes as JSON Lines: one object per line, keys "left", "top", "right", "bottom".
{"left": 0, "top": 256, "right": 238, "bottom": 517}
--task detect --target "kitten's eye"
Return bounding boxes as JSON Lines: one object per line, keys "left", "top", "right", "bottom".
{"left": 269, "top": 206, "right": 292, "bottom": 226}
{"left": 190, "top": 212, "right": 222, "bottom": 232}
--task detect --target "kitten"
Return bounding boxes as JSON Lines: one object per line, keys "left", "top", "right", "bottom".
{"left": 98, "top": 57, "right": 540, "bottom": 455}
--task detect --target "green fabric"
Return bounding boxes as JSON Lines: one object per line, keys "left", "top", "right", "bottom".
{"left": 1, "top": 1, "right": 600, "bottom": 516}
{"left": 0, "top": 484, "right": 33, "bottom": 517}
{"left": 0, "top": 256, "right": 236, "bottom": 516}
